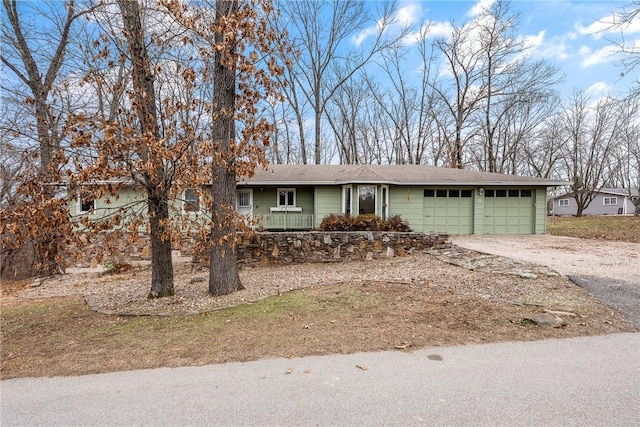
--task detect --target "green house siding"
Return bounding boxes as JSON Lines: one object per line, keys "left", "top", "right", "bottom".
{"left": 71, "top": 181, "right": 551, "bottom": 235}
{"left": 389, "top": 186, "right": 423, "bottom": 231}
{"left": 70, "top": 186, "right": 147, "bottom": 223}
{"left": 534, "top": 188, "right": 547, "bottom": 234}
{"left": 314, "top": 186, "right": 342, "bottom": 228}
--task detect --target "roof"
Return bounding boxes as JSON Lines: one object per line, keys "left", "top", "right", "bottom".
{"left": 239, "top": 164, "right": 567, "bottom": 187}
{"left": 552, "top": 188, "right": 640, "bottom": 199}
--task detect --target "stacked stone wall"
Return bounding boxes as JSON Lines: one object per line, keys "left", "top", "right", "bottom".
{"left": 65, "top": 231, "right": 449, "bottom": 269}
{"left": 219, "top": 231, "right": 449, "bottom": 267}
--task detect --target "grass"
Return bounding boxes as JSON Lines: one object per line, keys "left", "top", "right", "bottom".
{"left": 2, "top": 215, "right": 638, "bottom": 379}
{"left": 548, "top": 215, "right": 640, "bottom": 243}
{"left": 2, "top": 276, "right": 634, "bottom": 379}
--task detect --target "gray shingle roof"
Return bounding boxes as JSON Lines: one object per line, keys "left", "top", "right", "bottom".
{"left": 240, "top": 164, "right": 567, "bottom": 187}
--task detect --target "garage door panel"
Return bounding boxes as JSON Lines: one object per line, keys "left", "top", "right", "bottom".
{"left": 423, "top": 189, "right": 474, "bottom": 234}
{"left": 485, "top": 189, "right": 534, "bottom": 234}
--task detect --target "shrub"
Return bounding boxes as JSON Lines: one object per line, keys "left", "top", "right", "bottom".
{"left": 318, "top": 213, "right": 355, "bottom": 231}
{"left": 383, "top": 215, "right": 412, "bottom": 232}
{"left": 319, "top": 214, "right": 412, "bottom": 232}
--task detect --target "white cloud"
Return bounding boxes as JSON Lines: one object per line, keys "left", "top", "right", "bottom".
{"left": 575, "top": 11, "right": 640, "bottom": 39}
{"left": 578, "top": 45, "right": 592, "bottom": 56}
{"left": 575, "top": 19, "right": 613, "bottom": 39}
{"left": 586, "top": 81, "right": 611, "bottom": 97}
{"left": 395, "top": 3, "right": 422, "bottom": 27}
{"left": 581, "top": 44, "right": 618, "bottom": 68}
{"left": 352, "top": 2, "right": 423, "bottom": 47}
{"left": 427, "top": 21, "right": 454, "bottom": 39}
{"left": 467, "top": 0, "right": 495, "bottom": 18}
{"left": 519, "top": 30, "right": 545, "bottom": 50}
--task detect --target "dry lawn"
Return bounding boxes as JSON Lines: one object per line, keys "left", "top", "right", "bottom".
{"left": 1, "top": 251, "right": 635, "bottom": 379}
{"left": 548, "top": 215, "right": 640, "bottom": 243}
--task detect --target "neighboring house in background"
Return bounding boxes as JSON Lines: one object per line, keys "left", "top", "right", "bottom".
{"left": 549, "top": 188, "right": 640, "bottom": 216}
{"left": 70, "top": 164, "right": 566, "bottom": 235}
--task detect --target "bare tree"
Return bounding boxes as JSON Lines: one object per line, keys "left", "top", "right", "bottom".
{"left": 0, "top": 0, "right": 94, "bottom": 275}
{"left": 610, "top": 96, "right": 640, "bottom": 215}
{"left": 272, "top": 0, "right": 409, "bottom": 164}
{"left": 431, "top": 18, "right": 486, "bottom": 168}
{"left": 356, "top": 26, "right": 440, "bottom": 165}
{"left": 559, "top": 91, "right": 620, "bottom": 216}
{"left": 472, "top": 1, "right": 561, "bottom": 173}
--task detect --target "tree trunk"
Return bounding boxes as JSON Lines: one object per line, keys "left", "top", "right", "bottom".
{"left": 147, "top": 194, "right": 174, "bottom": 298}
{"left": 118, "top": 0, "right": 174, "bottom": 297}
{"left": 209, "top": 0, "right": 241, "bottom": 296}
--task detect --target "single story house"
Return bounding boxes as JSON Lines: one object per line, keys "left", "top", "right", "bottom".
{"left": 236, "top": 164, "right": 564, "bottom": 235}
{"left": 549, "top": 188, "right": 640, "bottom": 216}
{"left": 71, "top": 165, "right": 565, "bottom": 235}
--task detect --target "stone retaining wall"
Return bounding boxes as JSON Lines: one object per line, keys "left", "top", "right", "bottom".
{"left": 231, "top": 231, "right": 449, "bottom": 267}
{"left": 66, "top": 231, "right": 449, "bottom": 268}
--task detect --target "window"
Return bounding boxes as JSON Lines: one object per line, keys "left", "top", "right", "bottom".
{"left": 436, "top": 189, "right": 447, "bottom": 198}
{"left": 485, "top": 189, "right": 494, "bottom": 197}
{"left": 343, "top": 185, "right": 352, "bottom": 215}
{"left": 237, "top": 191, "right": 251, "bottom": 209}
{"left": 559, "top": 199, "right": 569, "bottom": 207}
{"left": 508, "top": 189, "right": 519, "bottom": 198}
{"left": 520, "top": 189, "right": 532, "bottom": 198}
{"left": 184, "top": 188, "right": 200, "bottom": 212}
{"left": 78, "top": 194, "right": 95, "bottom": 214}
{"left": 604, "top": 197, "right": 617, "bottom": 206}
{"left": 461, "top": 190, "right": 472, "bottom": 198}
{"left": 449, "top": 189, "right": 459, "bottom": 198}
{"left": 424, "top": 189, "right": 435, "bottom": 197}
{"left": 278, "top": 188, "right": 296, "bottom": 208}
{"left": 358, "top": 185, "right": 376, "bottom": 215}
{"left": 496, "top": 189, "right": 507, "bottom": 198}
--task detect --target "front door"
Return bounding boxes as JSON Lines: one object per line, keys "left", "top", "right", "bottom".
{"left": 236, "top": 189, "right": 253, "bottom": 218}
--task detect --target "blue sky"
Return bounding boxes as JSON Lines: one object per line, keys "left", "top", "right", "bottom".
{"left": 358, "top": 0, "right": 639, "bottom": 98}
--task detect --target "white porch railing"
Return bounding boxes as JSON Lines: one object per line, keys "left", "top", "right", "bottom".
{"left": 254, "top": 213, "right": 315, "bottom": 230}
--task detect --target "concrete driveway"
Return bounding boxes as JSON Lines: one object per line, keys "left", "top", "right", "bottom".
{"left": 450, "top": 235, "right": 640, "bottom": 328}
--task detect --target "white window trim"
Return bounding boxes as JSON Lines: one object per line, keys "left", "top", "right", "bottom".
{"left": 183, "top": 188, "right": 200, "bottom": 213}
{"left": 276, "top": 187, "right": 297, "bottom": 208}
{"left": 342, "top": 185, "right": 352, "bottom": 215}
{"left": 381, "top": 185, "right": 389, "bottom": 220}
{"left": 603, "top": 197, "right": 617, "bottom": 206}
{"left": 77, "top": 192, "right": 96, "bottom": 214}
{"left": 558, "top": 199, "right": 569, "bottom": 207}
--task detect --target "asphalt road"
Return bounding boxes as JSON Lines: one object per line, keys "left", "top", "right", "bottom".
{"left": 2, "top": 333, "right": 639, "bottom": 426}
{"left": 451, "top": 235, "right": 640, "bottom": 329}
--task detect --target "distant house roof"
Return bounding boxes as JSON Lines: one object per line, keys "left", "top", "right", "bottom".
{"left": 552, "top": 188, "right": 640, "bottom": 199}
{"left": 239, "top": 164, "right": 567, "bottom": 187}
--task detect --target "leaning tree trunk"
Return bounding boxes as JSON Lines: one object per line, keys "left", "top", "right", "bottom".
{"left": 208, "top": 0, "right": 241, "bottom": 296}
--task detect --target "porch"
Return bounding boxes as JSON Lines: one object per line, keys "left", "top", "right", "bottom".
{"left": 254, "top": 213, "right": 315, "bottom": 230}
